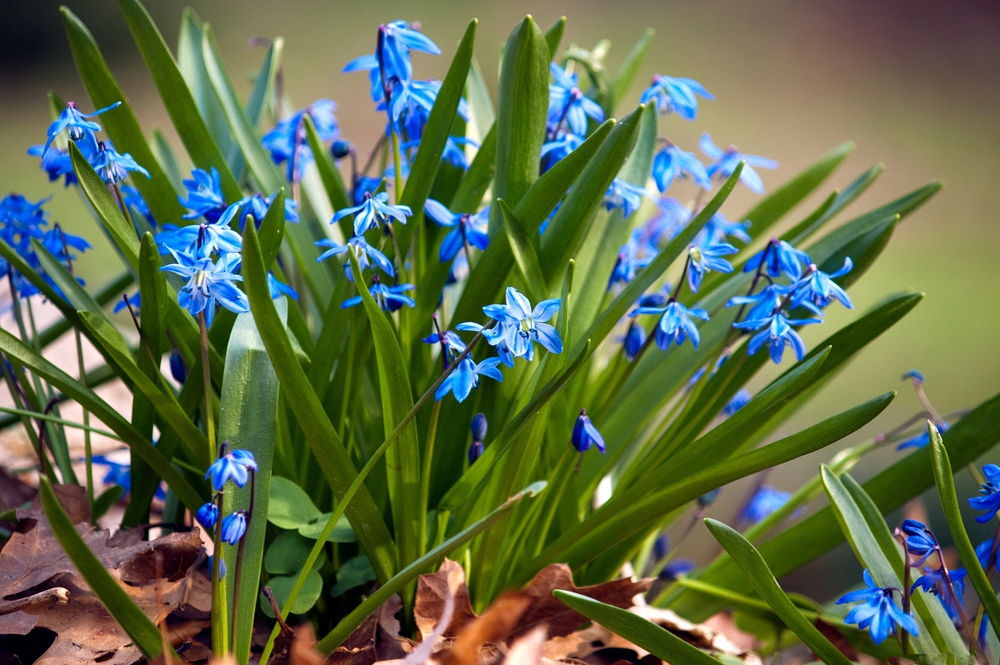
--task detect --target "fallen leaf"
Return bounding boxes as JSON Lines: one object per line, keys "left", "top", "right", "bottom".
{"left": 415, "top": 559, "right": 477, "bottom": 640}
{"left": 328, "top": 594, "right": 415, "bottom": 665}
{"left": 628, "top": 605, "right": 761, "bottom": 665}
{"left": 0, "top": 466, "right": 36, "bottom": 513}
{"left": 503, "top": 627, "right": 546, "bottom": 665}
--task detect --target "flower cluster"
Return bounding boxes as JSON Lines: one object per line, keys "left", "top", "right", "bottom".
{"left": 196, "top": 448, "right": 258, "bottom": 547}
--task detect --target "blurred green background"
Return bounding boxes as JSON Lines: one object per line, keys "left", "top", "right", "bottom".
{"left": 2, "top": 1, "right": 998, "bottom": 597}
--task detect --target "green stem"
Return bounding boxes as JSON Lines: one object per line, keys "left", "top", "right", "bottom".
{"left": 420, "top": 401, "right": 442, "bottom": 551}
{"left": 199, "top": 312, "right": 216, "bottom": 456}
{"left": 211, "top": 492, "right": 229, "bottom": 656}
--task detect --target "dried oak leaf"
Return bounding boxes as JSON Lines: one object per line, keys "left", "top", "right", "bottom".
{"left": 415, "top": 559, "right": 478, "bottom": 640}
{"left": 328, "top": 594, "right": 415, "bottom": 665}
{"left": 628, "top": 606, "right": 761, "bottom": 665}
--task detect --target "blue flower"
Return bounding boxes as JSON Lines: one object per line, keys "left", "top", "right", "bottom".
{"left": 168, "top": 349, "right": 187, "bottom": 384}
{"left": 571, "top": 409, "right": 606, "bottom": 454}
{"left": 477, "top": 287, "right": 562, "bottom": 360}
{"left": 27, "top": 144, "right": 77, "bottom": 187}
{"left": 179, "top": 168, "right": 226, "bottom": 221}
{"left": 341, "top": 280, "right": 415, "bottom": 311}
{"left": 204, "top": 449, "right": 258, "bottom": 491}
{"left": 837, "top": 570, "right": 919, "bottom": 645}
{"left": 687, "top": 242, "right": 737, "bottom": 292}
{"left": 743, "top": 238, "right": 812, "bottom": 279}
{"left": 608, "top": 237, "right": 652, "bottom": 290}
{"left": 899, "top": 519, "right": 938, "bottom": 565}
{"left": 911, "top": 566, "right": 966, "bottom": 622}
{"left": 334, "top": 191, "right": 412, "bottom": 236}
{"left": 642, "top": 197, "right": 691, "bottom": 248}
{"left": 160, "top": 251, "right": 249, "bottom": 325}
{"left": 435, "top": 356, "right": 504, "bottom": 402}
{"left": 42, "top": 101, "right": 121, "bottom": 155}
{"left": 40, "top": 225, "right": 90, "bottom": 262}
{"left": 91, "top": 454, "right": 132, "bottom": 497}
{"left": 726, "top": 283, "right": 794, "bottom": 322}
{"left": 698, "top": 488, "right": 722, "bottom": 508}
{"left": 113, "top": 292, "right": 141, "bottom": 314}
{"left": 696, "top": 211, "right": 751, "bottom": 246}
{"left": 227, "top": 194, "right": 299, "bottom": 231}
{"left": 652, "top": 145, "right": 710, "bottom": 192}
{"left": 969, "top": 464, "right": 1000, "bottom": 523}
{"left": 548, "top": 63, "right": 605, "bottom": 135}
{"left": 422, "top": 329, "right": 467, "bottom": 354}
{"left": 741, "top": 485, "right": 792, "bottom": 523}
{"left": 623, "top": 321, "right": 645, "bottom": 361}
{"left": 902, "top": 369, "right": 925, "bottom": 383}
{"left": 424, "top": 199, "right": 490, "bottom": 262}
{"left": 640, "top": 75, "right": 713, "bottom": 119}
{"left": 344, "top": 21, "right": 441, "bottom": 101}
{"left": 196, "top": 502, "right": 219, "bottom": 529}
{"left": 660, "top": 559, "right": 696, "bottom": 581}
{"left": 383, "top": 79, "right": 465, "bottom": 139}
{"left": 631, "top": 299, "right": 709, "bottom": 350}
{"left": 221, "top": 511, "right": 248, "bottom": 545}
{"left": 121, "top": 185, "right": 155, "bottom": 227}
{"left": 976, "top": 538, "right": 1000, "bottom": 573}
{"left": 604, "top": 179, "right": 648, "bottom": 218}
{"left": 89, "top": 141, "right": 150, "bottom": 184}
{"left": 262, "top": 99, "right": 338, "bottom": 181}
{"left": 467, "top": 440, "right": 485, "bottom": 464}
{"left": 156, "top": 207, "right": 243, "bottom": 258}
{"left": 734, "top": 312, "right": 821, "bottom": 363}
{"left": 722, "top": 389, "right": 752, "bottom": 417}
{"left": 700, "top": 133, "right": 777, "bottom": 194}
{"left": 541, "top": 131, "right": 585, "bottom": 172}
{"left": 470, "top": 413, "right": 488, "bottom": 442}
{"left": 267, "top": 273, "right": 298, "bottom": 301}
{"left": 316, "top": 236, "right": 395, "bottom": 280}
{"left": 790, "top": 259, "right": 853, "bottom": 310}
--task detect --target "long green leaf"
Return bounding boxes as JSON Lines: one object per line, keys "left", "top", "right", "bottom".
{"left": 240, "top": 222, "right": 396, "bottom": 581}
{"left": 609, "top": 29, "right": 654, "bottom": 112}
{"left": 497, "top": 198, "right": 546, "bottom": 300}
{"left": 704, "top": 519, "right": 855, "bottom": 665}
{"left": 554, "top": 590, "right": 725, "bottom": 665}
{"left": 930, "top": 425, "right": 1000, "bottom": 642}
{"left": 40, "top": 478, "right": 171, "bottom": 660}
{"left": 116, "top": 0, "right": 241, "bottom": 199}
{"left": 315, "top": 481, "right": 546, "bottom": 653}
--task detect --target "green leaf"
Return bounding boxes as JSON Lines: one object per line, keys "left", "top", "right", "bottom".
{"left": 930, "top": 424, "right": 1000, "bottom": 642}
{"left": 60, "top": 6, "right": 186, "bottom": 222}
{"left": 497, "top": 198, "right": 546, "bottom": 301}
{"left": 246, "top": 37, "right": 282, "bottom": 127}
{"left": 264, "top": 532, "right": 326, "bottom": 575}
{"left": 543, "top": 16, "right": 566, "bottom": 57}
{"left": 261, "top": 570, "right": 323, "bottom": 617}
{"left": 494, "top": 16, "right": 549, "bottom": 209}
{"left": 39, "top": 478, "right": 174, "bottom": 660}
{"left": 554, "top": 590, "right": 725, "bottom": 665}
{"left": 315, "top": 481, "right": 546, "bottom": 653}
{"left": 329, "top": 556, "right": 376, "bottom": 597}
{"left": 240, "top": 222, "right": 397, "bottom": 581}
{"left": 116, "top": 0, "right": 241, "bottom": 199}
{"left": 217, "top": 308, "right": 281, "bottom": 664}
{"left": 267, "top": 476, "right": 322, "bottom": 528}
{"left": 704, "top": 519, "right": 855, "bottom": 665}
{"left": 0, "top": 327, "right": 203, "bottom": 511}
{"left": 303, "top": 114, "right": 350, "bottom": 224}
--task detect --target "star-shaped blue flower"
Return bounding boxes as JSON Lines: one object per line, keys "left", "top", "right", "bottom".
{"left": 687, "top": 241, "right": 737, "bottom": 292}
{"left": 700, "top": 133, "right": 777, "bottom": 194}
{"left": 734, "top": 311, "right": 821, "bottom": 363}
{"left": 334, "top": 191, "right": 412, "bottom": 236}
{"left": 790, "top": 258, "right": 853, "bottom": 310}
{"left": 631, "top": 299, "right": 709, "bottom": 350}
{"left": 424, "top": 199, "right": 490, "bottom": 262}
{"left": 837, "top": 570, "right": 919, "bottom": 645}
{"left": 160, "top": 251, "right": 249, "bottom": 325}
{"left": 90, "top": 141, "right": 150, "bottom": 184}
{"left": 434, "top": 356, "right": 504, "bottom": 403}
{"left": 316, "top": 235, "right": 395, "bottom": 281}
{"left": 969, "top": 464, "right": 1000, "bottom": 523}
{"left": 474, "top": 287, "right": 562, "bottom": 360}
{"left": 204, "top": 449, "right": 258, "bottom": 491}
{"left": 640, "top": 75, "right": 713, "bottom": 119}
{"left": 652, "top": 145, "right": 711, "bottom": 192}
{"left": 548, "top": 63, "right": 605, "bottom": 135}
{"left": 341, "top": 280, "right": 415, "bottom": 311}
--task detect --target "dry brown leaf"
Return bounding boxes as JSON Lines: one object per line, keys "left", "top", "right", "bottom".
{"left": 629, "top": 605, "right": 761, "bottom": 665}
{"left": 0, "top": 466, "right": 36, "bottom": 513}
{"left": 443, "top": 592, "right": 533, "bottom": 665}
{"left": 290, "top": 623, "right": 327, "bottom": 665}
{"left": 502, "top": 627, "right": 546, "bottom": 665}
{"left": 328, "top": 594, "right": 415, "bottom": 665}
{"left": 415, "top": 559, "right": 477, "bottom": 640}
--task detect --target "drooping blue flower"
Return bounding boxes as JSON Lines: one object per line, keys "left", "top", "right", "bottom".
{"left": 470, "top": 413, "right": 488, "bottom": 442}
{"left": 468, "top": 440, "right": 485, "bottom": 464}
{"left": 696, "top": 211, "right": 751, "bottom": 246}
{"left": 742, "top": 238, "right": 812, "bottom": 279}
{"left": 641, "top": 197, "right": 691, "bottom": 248}
{"left": 652, "top": 145, "right": 710, "bottom": 192}
{"left": 344, "top": 21, "right": 441, "bottom": 101}
{"left": 698, "top": 488, "right": 722, "bottom": 508}
{"left": 741, "top": 485, "right": 792, "bottom": 524}
{"left": 976, "top": 538, "right": 1000, "bottom": 574}
{"left": 89, "top": 141, "right": 150, "bottom": 184}
{"left": 179, "top": 167, "right": 226, "bottom": 221}
{"left": 790, "top": 259, "right": 853, "bottom": 310}
{"left": 90, "top": 454, "right": 132, "bottom": 496}
{"left": 113, "top": 292, "right": 141, "bottom": 314}
{"left": 267, "top": 273, "right": 298, "bottom": 301}
{"left": 424, "top": 199, "right": 490, "bottom": 262}
{"left": 911, "top": 566, "right": 966, "bottom": 622}
{"left": 660, "top": 559, "right": 696, "bottom": 581}
{"left": 204, "top": 449, "right": 258, "bottom": 491}
{"left": 700, "top": 133, "right": 778, "bottom": 194}
{"left": 196, "top": 502, "right": 219, "bottom": 529}
{"left": 900, "top": 519, "right": 938, "bottom": 566}
{"left": 160, "top": 251, "right": 249, "bottom": 325}
{"left": 334, "top": 191, "right": 412, "bottom": 236}
{"left": 837, "top": 570, "right": 919, "bottom": 645}
{"left": 896, "top": 421, "right": 950, "bottom": 451}
{"left": 422, "top": 329, "right": 467, "bottom": 355}
{"left": 316, "top": 235, "right": 395, "bottom": 280}
{"left": 640, "top": 75, "right": 713, "bottom": 119}
{"left": 168, "top": 349, "right": 187, "bottom": 384}
{"left": 623, "top": 321, "right": 645, "bottom": 361}
{"left": 27, "top": 144, "right": 77, "bottom": 187}
{"left": 40, "top": 225, "right": 91, "bottom": 262}
{"left": 262, "top": 99, "right": 339, "bottom": 181}
{"left": 384, "top": 79, "right": 467, "bottom": 140}
{"left": 220, "top": 511, "right": 248, "bottom": 545}
{"left": 434, "top": 356, "right": 504, "bottom": 403}
{"left": 352, "top": 176, "right": 383, "bottom": 206}
{"left": 734, "top": 311, "right": 821, "bottom": 363}
{"left": 608, "top": 237, "right": 652, "bottom": 290}
{"left": 477, "top": 287, "right": 562, "bottom": 360}
{"left": 687, "top": 242, "right": 737, "bottom": 292}
{"left": 548, "top": 63, "right": 605, "bottom": 135}
{"left": 968, "top": 464, "right": 1000, "bottom": 523}
{"left": 341, "top": 280, "right": 416, "bottom": 311}
{"left": 902, "top": 369, "right": 925, "bottom": 383}
{"left": 42, "top": 101, "right": 121, "bottom": 155}
{"left": 571, "top": 409, "right": 606, "bottom": 454}
{"left": 226, "top": 194, "right": 299, "bottom": 231}
{"left": 631, "top": 299, "right": 709, "bottom": 350}
{"left": 722, "top": 389, "right": 752, "bottom": 417}
{"left": 726, "top": 283, "right": 794, "bottom": 322}
{"left": 603, "top": 179, "right": 648, "bottom": 218}
{"left": 156, "top": 206, "right": 243, "bottom": 258}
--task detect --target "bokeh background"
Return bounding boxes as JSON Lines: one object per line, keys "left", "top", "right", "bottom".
{"left": 2, "top": 1, "right": 998, "bottom": 599}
